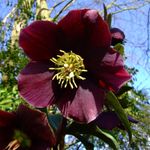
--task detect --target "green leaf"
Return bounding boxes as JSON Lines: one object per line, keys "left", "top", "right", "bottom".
{"left": 107, "top": 13, "right": 112, "bottom": 28}
{"left": 103, "top": 4, "right": 112, "bottom": 28}
{"left": 119, "top": 97, "right": 133, "bottom": 108}
{"left": 106, "top": 91, "right": 132, "bottom": 141}
{"left": 117, "top": 85, "right": 133, "bottom": 96}
{"left": 114, "top": 43, "right": 124, "bottom": 56}
{"left": 103, "top": 3, "right": 107, "bottom": 21}
{"left": 71, "top": 133, "right": 94, "bottom": 150}
{"left": 66, "top": 122, "right": 119, "bottom": 150}
{"left": 0, "top": 99, "right": 13, "bottom": 105}
{"left": 94, "top": 127, "right": 119, "bottom": 150}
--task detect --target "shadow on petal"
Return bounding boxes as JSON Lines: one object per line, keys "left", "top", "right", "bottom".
{"left": 19, "top": 21, "right": 60, "bottom": 61}
{"left": 92, "top": 112, "right": 121, "bottom": 130}
{"left": 92, "top": 111, "right": 138, "bottom": 130}
{"left": 18, "top": 61, "right": 55, "bottom": 107}
{"left": 97, "top": 49, "right": 131, "bottom": 91}
{"left": 0, "top": 111, "right": 15, "bottom": 150}
{"left": 16, "top": 105, "right": 56, "bottom": 146}
{"left": 55, "top": 78, "right": 105, "bottom": 123}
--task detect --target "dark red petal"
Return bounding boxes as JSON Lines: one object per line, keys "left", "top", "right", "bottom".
{"left": 0, "top": 128, "right": 14, "bottom": 150}
{"left": 0, "top": 111, "right": 15, "bottom": 150}
{"left": 19, "top": 21, "right": 60, "bottom": 61}
{"left": 56, "top": 79, "right": 105, "bottom": 123}
{"left": 93, "top": 112, "right": 120, "bottom": 130}
{"left": 16, "top": 105, "right": 56, "bottom": 147}
{"left": 58, "top": 9, "right": 87, "bottom": 51}
{"left": 98, "top": 49, "right": 131, "bottom": 91}
{"left": 0, "top": 110, "right": 15, "bottom": 127}
{"left": 94, "top": 112, "right": 138, "bottom": 130}
{"left": 18, "top": 61, "right": 55, "bottom": 107}
{"left": 30, "top": 142, "right": 52, "bottom": 150}
{"left": 83, "top": 9, "right": 111, "bottom": 53}
{"left": 58, "top": 9, "right": 111, "bottom": 63}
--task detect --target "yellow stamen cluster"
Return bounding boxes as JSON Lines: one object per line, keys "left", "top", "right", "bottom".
{"left": 49, "top": 50, "right": 87, "bottom": 89}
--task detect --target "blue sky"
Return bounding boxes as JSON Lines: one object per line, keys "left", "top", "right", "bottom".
{"left": 0, "top": 0, "right": 150, "bottom": 93}
{"left": 114, "top": 4, "right": 150, "bottom": 91}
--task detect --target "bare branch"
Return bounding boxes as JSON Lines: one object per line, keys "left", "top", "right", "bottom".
{"left": 53, "top": 0, "right": 75, "bottom": 21}
{"left": 36, "top": 0, "right": 51, "bottom": 20}
{"left": 11, "top": 0, "right": 34, "bottom": 46}
{"left": 112, "top": 2, "right": 149, "bottom": 14}
{"left": 1, "top": 5, "right": 17, "bottom": 24}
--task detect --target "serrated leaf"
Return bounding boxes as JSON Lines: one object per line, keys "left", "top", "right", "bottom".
{"left": 106, "top": 91, "right": 132, "bottom": 142}
{"left": 66, "top": 122, "right": 119, "bottom": 150}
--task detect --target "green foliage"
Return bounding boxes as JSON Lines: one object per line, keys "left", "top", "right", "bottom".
{"left": 0, "top": 41, "right": 28, "bottom": 110}
{"left": 0, "top": 85, "right": 21, "bottom": 111}
{"left": 103, "top": 3, "right": 112, "bottom": 28}
{"left": 66, "top": 122, "right": 119, "bottom": 150}
{"left": 106, "top": 91, "right": 132, "bottom": 142}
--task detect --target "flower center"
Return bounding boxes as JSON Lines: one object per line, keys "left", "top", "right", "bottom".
{"left": 5, "top": 130, "right": 31, "bottom": 150}
{"left": 49, "top": 50, "right": 87, "bottom": 89}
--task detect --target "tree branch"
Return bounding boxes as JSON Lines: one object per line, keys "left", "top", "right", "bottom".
{"left": 53, "top": 0, "right": 75, "bottom": 22}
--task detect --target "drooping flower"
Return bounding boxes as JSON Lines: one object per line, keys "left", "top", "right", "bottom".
{"left": 110, "top": 28, "right": 125, "bottom": 46}
{"left": 92, "top": 111, "right": 138, "bottom": 130}
{"left": 0, "top": 105, "right": 56, "bottom": 150}
{"left": 18, "top": 9, "right": 131, "bottom": 123}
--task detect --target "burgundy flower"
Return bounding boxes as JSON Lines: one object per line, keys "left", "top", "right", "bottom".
{"left": 93, "top": 111, "right": 138, "bottom": 130}
{"left": 98, "top": 48, "right": 131, "bottom": 91}
{"left": 110, "top": 28, "right": 125, "bottom": 46}
{"left": 18, "top": 9, "right": 131, "bottom": 123}
{"left": 0, "top": 105, "right": 56, "bottom": 150}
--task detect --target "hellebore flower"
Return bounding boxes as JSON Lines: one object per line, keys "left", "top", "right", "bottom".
{"left": 0, "top": 105, "right": 56, "bottom": 150}
{"left": 93, "top": 111, "right": 138, "bottom": 130}
{"left": 110, "top": 28, "right": 125, "bottom": 46}
{"left": 18, "top": 9, "right": 131, "bottom": 123}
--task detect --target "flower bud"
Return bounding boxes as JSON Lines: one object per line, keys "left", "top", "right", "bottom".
{"left": 110, "top": 28, "right": 125, "bottom": 46}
